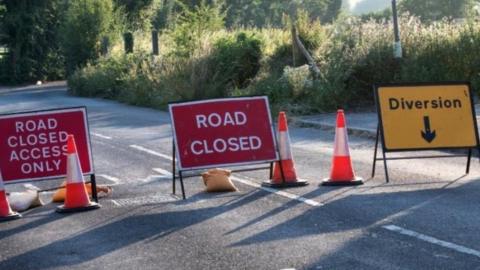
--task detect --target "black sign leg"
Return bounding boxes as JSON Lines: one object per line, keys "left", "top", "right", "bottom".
{"left": 179, "top": 171, "right": 186, "bottom": 200}
{"left": 372, "top": 125, "right": 380, "bottom": 178}
{"left": 382, "top": 149, "right": 390, "bottom": 183}
{"left": 172, "top": 142, "right": 176, "bottom": 195}
{"left": 90, "top": 174, "right": 98, "bottom": 203}
{"left": 466, "top": 148, "right": 472, "bottom": 174}
{"left": 269, "top": 162, "right": 273, "bottom": 179}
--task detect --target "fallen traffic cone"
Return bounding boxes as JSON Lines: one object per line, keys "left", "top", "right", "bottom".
{"left": 322, "top": 110, "right": 363, "bottom": 186}
{"left": 0, "top": 169, "right": 21, "bottom": 222}
{"left": 262, "top": 112, "right": 308, "bottom": 187}
{"left": 56, "top": 135, "right": 100, "bottom": 213}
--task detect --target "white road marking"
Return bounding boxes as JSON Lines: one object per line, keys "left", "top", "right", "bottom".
{"left": 111, "top": 199, "right": 121, "bottom": 206}
{"left": 129, "top": 145, "right": 173, "bottom": 160}
{"left": 383, "top": 225, "right": 480, "bottom": 258}
{"left": 97, "top": 174, "right": 121, "bottom": 185}
{"left": 142, "top": 175, "right": 172, "bottom": 183}
{"left": 231, "top": 176, "right": 322, "bottom": 207}
{"left": 153, "top": 168, "right": 173, "bottom": 176}
{"left": 131, "top": 145, "right": 321, "bottom": 207}
{"left": 91, "top": 132, "right": 112, "bottom": 140}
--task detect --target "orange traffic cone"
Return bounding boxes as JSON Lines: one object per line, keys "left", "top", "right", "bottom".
{"left": 0, "top": 169, "right": 21, "bottom": 222}
{"left": 262, "top": 112, "right": 308, "bottom": 187}
{"left": 56, "top": 135, "right": 100, "bottom": 213}
{"left": 322, "top": 110, "right": 363, "bottom": 186}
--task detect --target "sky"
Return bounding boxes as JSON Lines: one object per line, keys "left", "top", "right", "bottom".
{"left": 343, "top": 0, "right": 391, "bottom": 14}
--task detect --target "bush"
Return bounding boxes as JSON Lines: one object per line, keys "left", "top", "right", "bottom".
{"left": 68, "top": 52, "right": 179, "bottom": 109}
{"left": 209, "top": 32, "right": 263, "bottom": 97}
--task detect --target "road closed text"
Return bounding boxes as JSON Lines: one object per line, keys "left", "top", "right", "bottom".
{"left": 191, "top": 112, "right": 262, "bottom": 155}
{"left": 7, "top": 118, "right": 68, "bottom": 174}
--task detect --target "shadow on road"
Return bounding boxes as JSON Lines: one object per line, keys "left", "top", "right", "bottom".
{"left": 227, "top": 174, "right": 479, "bottom": 244}
{"left": 0, "top": 189, "right": 268, "bottom": 269}
{"left": 0, "top": 206, "right": 67, "bottom": 241}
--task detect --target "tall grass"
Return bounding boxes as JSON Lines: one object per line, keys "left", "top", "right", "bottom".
{"left": 68, "top": 15, "right": 480, "bottom": 114}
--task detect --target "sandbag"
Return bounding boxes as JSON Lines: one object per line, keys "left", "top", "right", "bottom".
{"left": 201, "top": 168, "right": 238, "bottom": 192}
{"left": 8, "top": 190, "right": 43, "bottom": 212}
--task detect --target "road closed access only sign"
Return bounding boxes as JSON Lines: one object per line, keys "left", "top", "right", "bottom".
{"left": 375, "top": 83, "right": 479, "bottom": 151}
{"left": 0, "top": 107, "right": 93, "bottom": 183}
{"left": 170, "top": 97, "right": 278, "bottom": 170}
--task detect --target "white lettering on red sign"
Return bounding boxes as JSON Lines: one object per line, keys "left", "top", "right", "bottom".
{"left": 7, "top": 119, "right": 68, "bottom": 174}
{"left": 195, "top": 112, "right": 247, "bottom": 128}
{"left": 7, "top": 118, "right": 68, "bottom": 174}
{"left": 190, "top": 136, "right": 262, "bottom": 155}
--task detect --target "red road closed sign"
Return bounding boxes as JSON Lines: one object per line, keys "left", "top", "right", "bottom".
{"left": 169, "top": 97, "right": 278, "bottom": 170}
{"left": 0, "top": 107, "right": 93, "bottom": 183}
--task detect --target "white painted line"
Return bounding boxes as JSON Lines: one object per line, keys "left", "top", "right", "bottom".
{"left": 129, "top": 145, "right": 173, "bottom": 161}
{"left": 111, "top": 199, "right": 121, "bottom": 206}
{"left": 231, "top": 176, "right": 322, "bottom": 207}
{"left": 132, "top": 145, "right": 321, "bottom": 207}
{"left": 142, "top": 175, "right": 172, "bottom": 183}
{"left": 383, "top": 225, "right": 480, "bottom": 258}
{"left": 141, "top": 173, "right": 172, "bottom": 183}
{"left": 92, "top": 132, "right": 112, "bottom": 140}
{"left": 97, "top": 174, "right": 121, "bottom": 185}
{"left": 153, "top": 168, "right": 173, "bottom": 176}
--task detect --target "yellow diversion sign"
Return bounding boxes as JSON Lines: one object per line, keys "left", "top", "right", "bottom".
{"left": 375, "top": 83, "right": 479, "bottom": 151}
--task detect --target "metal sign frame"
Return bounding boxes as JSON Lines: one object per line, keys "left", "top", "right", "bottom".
{"left": 169, "top": 96, "right": 289, "bottom": 199}
{"left": 0, "top": 107, "right": 98, "bottom": 202}
{"left": 372, "top": 82, "right": 480, "bottom": 183}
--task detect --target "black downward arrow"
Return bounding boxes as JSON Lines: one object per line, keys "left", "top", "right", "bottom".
{"left": 421, "top": 116, "right": 436, "bottom": 143}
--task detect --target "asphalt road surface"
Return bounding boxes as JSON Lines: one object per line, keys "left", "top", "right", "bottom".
{"left": 1, "top": 87, "right": 480, "bottom": 270}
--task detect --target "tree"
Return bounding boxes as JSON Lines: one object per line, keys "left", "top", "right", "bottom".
{"left": 359, "top": 8, "right": 392, "bottom": 22}
{"left": 399, "top": 0, "right": 477, "bottom": 21}
{"left": 60, "top": 0, "right": 117, "bottom": 74}
{"left": 223, "top": 0, "right": 342, "bottom": 27}
{"left": 114, "top": 0, "right": 159, "bottom": 30}
{"left": 305, "top": 0, "right": 342, "bottom": 23}
{"left": 152, "top": 0, "right": 175, "bottom": 30}
{"left": 0, "top": 4, "right": 5, "bottom": 38}
{"left": 0, "top": 0, "right": 65, "bottom": 83}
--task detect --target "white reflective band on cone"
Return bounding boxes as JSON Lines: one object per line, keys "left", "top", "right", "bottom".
{"left": 333, "top": 127, "right": 350, "bottom": 156}
{"left": 67, "top": 154, "right": 84, "bottom": 183}
{"left": 278, "top": 131, "right": 293, "bottom": 160}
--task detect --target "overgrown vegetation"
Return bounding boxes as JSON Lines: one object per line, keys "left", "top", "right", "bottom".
{"left": 0, "top": 0, "right": 65, "bottom": 83}
{"left": 68, "top": 10, "right": 480, "bottom": 113}
{"left": 2, "top": 1, "right": 480, "bottom": 115}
